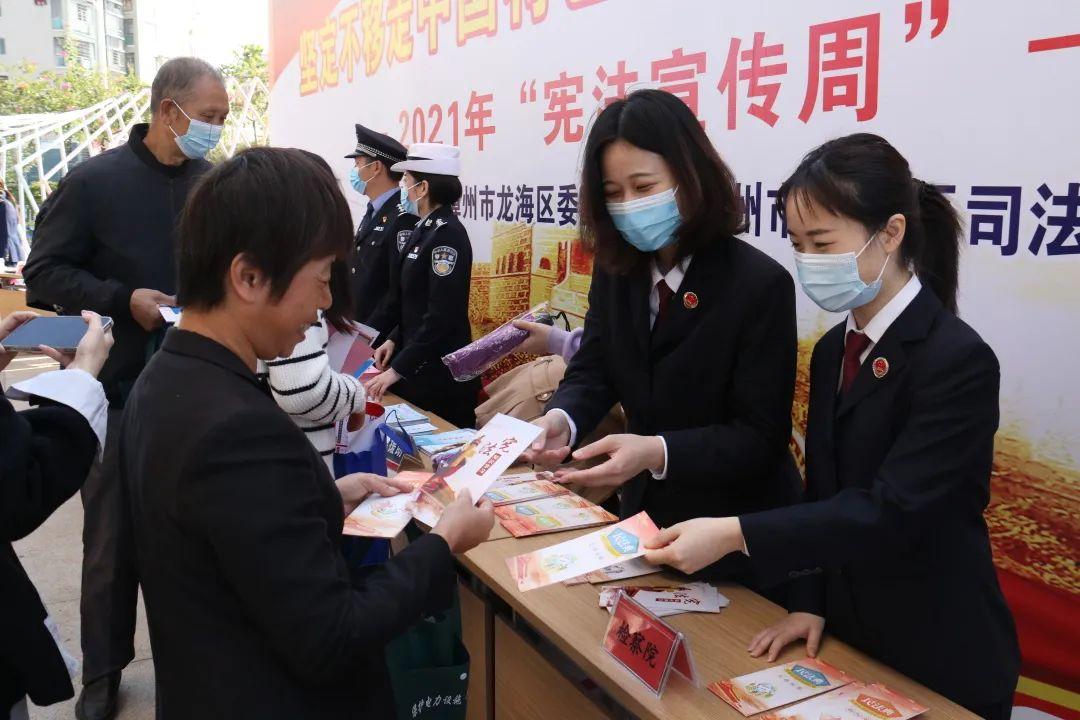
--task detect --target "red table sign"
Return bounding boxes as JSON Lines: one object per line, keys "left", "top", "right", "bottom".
{"left": 601, "top": 590, "right": 698, "bottom": 696}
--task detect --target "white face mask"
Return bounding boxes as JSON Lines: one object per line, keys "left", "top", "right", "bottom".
{"left": 793, "top": 233, "right": 891, "bottom": 312}
{"left": 167, "top": 99, "right": 223, "bottom": 159}
{"left": 606, "top": 187, "right": 682, "bottom": 252}
{"left": 399, "top": 181, "right": 424, "bottom": 215}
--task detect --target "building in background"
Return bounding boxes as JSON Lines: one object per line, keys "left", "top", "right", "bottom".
{"left": 0, "top": 0, "right": 197, "bottom": 83}
{"left": 0, "top": 0, "right": 57, "bottom": 75}
{"left": 122, "top": 0, "right": 199, "bottom": 84}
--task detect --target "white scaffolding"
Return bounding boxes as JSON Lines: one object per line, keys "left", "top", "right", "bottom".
{"left": 0, "top": 76, "right": 270, "bottom": 268}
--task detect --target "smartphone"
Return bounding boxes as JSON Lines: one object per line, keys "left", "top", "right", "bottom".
{"left": 1, "top": 316, "right": 113, "bottom": 353}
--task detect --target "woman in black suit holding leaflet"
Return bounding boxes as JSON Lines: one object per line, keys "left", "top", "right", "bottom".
{"left": 643, "top": 134, "right": 1020, "bottom": 718}
{"left": 525, "top": 89, "right": 801, "bottom": 584}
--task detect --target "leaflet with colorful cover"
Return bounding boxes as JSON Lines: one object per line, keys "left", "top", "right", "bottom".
{"left": 415, "top": 429, "right": 477, "bottom": 456}
{"left": 341, "top": 471, "right": 431, "bottom": 538}
{"left": 709, "top": 657, "right": 855, "bottom": 715}
{"left": 759, "top": 681, "right": 927, "bottom": 720}
{"left": 507, "top": 512, "right": 661, "bottom": 591}
{"left": 495, "top": 494, "right": 616, "bottom": 537}
{"left": 488, "top": 470, "right": 555, "bottom": 489}
{"left": 381, "top": 403, "right": 431, "bottom": 428}
{"left": 564, "top": 556, "right": 661, "bottom": 586}
{"left": 482, "top": 478, "right": 568, "bottom": 506}
{"left": 413, "top": 414, "right": 543, "bottom": 525}
{"left": 325, "top": 321, "right": 376, "bottom": 377}
{"left": 598, "top": 583, "right": 729, "bottom": 618}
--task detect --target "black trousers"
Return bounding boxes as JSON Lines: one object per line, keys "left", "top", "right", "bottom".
{"left": 393, "top": 371, "right": 479, "bottom": 430}
{"left": 80, "top": 408, "right": 138, "bottom": 684}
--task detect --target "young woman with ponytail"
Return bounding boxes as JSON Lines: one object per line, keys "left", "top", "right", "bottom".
{"left": 641, "top": 134, "right": 1019, "bottom": 718}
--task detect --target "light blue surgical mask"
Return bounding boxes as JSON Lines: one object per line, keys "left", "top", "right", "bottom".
{"left": 606, "top": 187, "right": 681, "bottom": 252}
{"left": 168, "top": 99, "right": 223, "bottom": 160}
{"left": 400, "top": 181, "right": 423, "bottom": 216}
{"left": 349, "top": 161, "right": 376, "bottom": 194}
{"left": 793, "top": 233, "right": 891, "bottom": 313}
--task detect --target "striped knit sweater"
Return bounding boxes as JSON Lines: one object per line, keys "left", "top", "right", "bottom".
{"left": 257, "top": 313, "right": 364, "bottom": 470}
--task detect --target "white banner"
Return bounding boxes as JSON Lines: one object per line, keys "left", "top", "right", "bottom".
{"left": 269, "top": 2, "right": 1079, "bottom": 710}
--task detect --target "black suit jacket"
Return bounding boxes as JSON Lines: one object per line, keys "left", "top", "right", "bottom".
{"left": 741, "top": 287, "right": 1020, "bottom": 708}
{"left": 120, "top": 330, "right": 456, "bottom": 719}
{"left": 1, "top": 395, "right": 97, "bottom": 709}
{"left": 351, "top": 196, "right": 417, "bottom": 326}
{"left": 548, "top": 237, "right": 801, "bottom": 531}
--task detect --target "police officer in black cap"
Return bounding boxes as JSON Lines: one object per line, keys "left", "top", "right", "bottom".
{"left": 365, "top": 143, "right": 479, "bottom": 429}
{"left": 345, "top": 124, "right": 418, "bottom": 325}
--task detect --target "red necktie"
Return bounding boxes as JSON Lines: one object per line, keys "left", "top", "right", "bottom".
{"left": 654, "top": 279, "right": 674, "bottom": 331}
{"left": 841, "top": 330, "right": 872, "bottom": 394}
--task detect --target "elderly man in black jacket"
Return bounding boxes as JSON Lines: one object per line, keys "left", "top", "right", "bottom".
{"left": 1, "top": 311, "right": 112, "bottom": 720}
{"left": 22, "top": 57, "right": 228, "bottom": 720}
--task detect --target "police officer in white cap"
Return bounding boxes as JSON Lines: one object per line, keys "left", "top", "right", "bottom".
{"left": 365, "top": 144, "right": 479, "bottom": 428}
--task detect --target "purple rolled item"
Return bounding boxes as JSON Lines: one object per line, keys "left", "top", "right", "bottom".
{"left": 442, "top": 304, "right": 548, "bottom": 381}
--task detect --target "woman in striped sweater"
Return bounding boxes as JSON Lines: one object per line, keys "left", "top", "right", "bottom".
{"left": 259, "top": 262, "right": 364, "bottom": 470}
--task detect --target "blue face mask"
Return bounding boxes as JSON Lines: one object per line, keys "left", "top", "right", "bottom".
{"left": 168, "top": 100, "right": 223, "bottom": 160}
{"left": 349, "top": 161, "right": 376, "bottom": 194}
{"left": 606, "top": 187, "right": 681, "bottom": 252}
{"left": 793, "top": 234, "right": 891, "bottom": 313}
{"left": 400, "top": 181, "right": 423, "bottom": 216}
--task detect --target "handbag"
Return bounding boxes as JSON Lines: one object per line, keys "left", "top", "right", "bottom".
{"left": 333, "top": 416, "right": 417, "bottom": 567}
{"left": 385, "top": 587, "right": 471, "bottom": 720}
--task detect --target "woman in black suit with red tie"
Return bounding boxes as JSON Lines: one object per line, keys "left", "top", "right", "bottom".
{"left": 644, "top": 134, "right": 1020, "bottom": 718}
{"left": 525, "top": 89, "right": 802, "bottom": 586}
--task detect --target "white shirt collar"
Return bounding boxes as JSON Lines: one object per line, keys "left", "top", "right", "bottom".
{"left": 650, "top": 255, "right": 692, "bottom": 291}
{"left": 846, "top": 273, "right": 923, "bottom": 344}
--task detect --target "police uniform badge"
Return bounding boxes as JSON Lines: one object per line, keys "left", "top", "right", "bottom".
{"left": 397, "top": 230, "right": 411, "bottom": 252}
{"left": 431, "top": 245, "right": 458, "bottom": 277}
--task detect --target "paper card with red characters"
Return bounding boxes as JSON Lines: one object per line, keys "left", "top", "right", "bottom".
{"left": 601, "top": 591, "right": 697, "bottom": 696}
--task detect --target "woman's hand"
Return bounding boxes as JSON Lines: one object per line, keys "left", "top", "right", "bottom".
{"left": 0, "top": 311, "right": 38, "bottom": 371}
{"left": 336, "top": 472, "right": 416, "bottom": 516}
{"left": 552, "top": 434, "right": 665, "bottom": 488}
{"left": 748, "top": 612, "right": 826, "bottom": 662}
{"left": 43, "top": 311, "right": 113, "bottom": 377}
{"left": 520, "top": 410, "right": 572, "bottom": 468}
{"left": 373, "top": 339, "right": 396, "bottom": 370}
{"left": 643, "top": 516, "right": 745, "bottom": 574}
{"left": 512, "top": 319, "right": 554, "bottom": 356}
{"left": 364, "top": 368, "right": 402, "bottom": 402}
{"left": 432, "top": 490, "right": 496, "bottom": 554}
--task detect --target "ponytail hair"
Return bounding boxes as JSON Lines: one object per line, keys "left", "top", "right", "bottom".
{"left": 323, "top": 259, "right": 355, "bottom": 334}
{"left": 776, "top": 133, "right": 964, "bottom": 314}
{"left": 911, "top": 178, "right": 961, "bottom": 313}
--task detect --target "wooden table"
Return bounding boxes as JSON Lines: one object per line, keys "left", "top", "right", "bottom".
{"left": 0, "top": 286, "right": 33, "bottom": 316}
{"left": 459, "top": 529, "right": 977, "bottom": 720}
{"left": 388, "top": 397, "right": 977, "bottom": 720}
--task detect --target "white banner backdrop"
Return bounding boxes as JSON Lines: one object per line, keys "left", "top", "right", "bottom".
{"left": 269, "top": 2, "right": 1079, "bottom": 711}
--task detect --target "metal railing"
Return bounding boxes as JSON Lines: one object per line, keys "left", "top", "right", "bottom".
{"left": 1, "top": 76, "right": 270, "bottom": 266}
{"left": 1, "top": 88, "right": 151, "bottom": 262}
